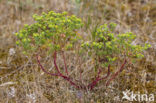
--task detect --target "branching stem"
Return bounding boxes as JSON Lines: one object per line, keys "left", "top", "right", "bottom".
{"left": 62, "top": 51, "right": 68, "bottom": 75}
{"left": 37, "top": 52, "right": 127, "bottom": 90}
{"left": 88, "top": 65, "right": 110, "bottom": 90}
{"left": 106, "top": 59, "right": 127, "bottom": 86}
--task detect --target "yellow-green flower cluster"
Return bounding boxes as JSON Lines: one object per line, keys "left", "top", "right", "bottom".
{"left": 81, "top": 23, "right": 151, "bottom": 67}
{"left": 15, "top": 11, "right": 83, "bottom": 53}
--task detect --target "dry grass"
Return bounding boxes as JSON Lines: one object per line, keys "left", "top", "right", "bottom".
{"left": 0, "top": 0, "right": 155, "bottom": 103}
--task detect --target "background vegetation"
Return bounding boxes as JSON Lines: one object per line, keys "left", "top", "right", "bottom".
{"left": 0, "top": 0, "right": 155, "bottom": 103}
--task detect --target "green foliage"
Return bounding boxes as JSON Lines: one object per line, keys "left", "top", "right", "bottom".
{"left": 15, "top": 11, "right": 151, "bottom": 68}
{"left": 81, "top": 23, "right": 151, "bottom": 67}
{"left": 15, "top": 11, "right": 83, "bottom": 54}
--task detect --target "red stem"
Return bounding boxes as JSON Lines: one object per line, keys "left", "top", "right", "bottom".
{"left": 53, "top": 52, "right": 83, "bottom": 89}
{"left": 106, "top": 59, "right": 127, "bottom": 86}
{"left": 37, "top": 52, "right": 82, "bottom": 89}
{"left": 37, "top": 52, "right": 127, "bottom": 90}
{"left": 88, "top": 65, "right": 110, "bottom": 90}
{"left": 60, "top": 75, "right": 80, "bottom": 89}
{"left": 36, "top": 55, "right": 59, "bottom": 76}
{"left": 53, "top": 52, "right": 62, "bottom": 74}
{"left": 62, "top": 51, "right": 68, "bottom": 75}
